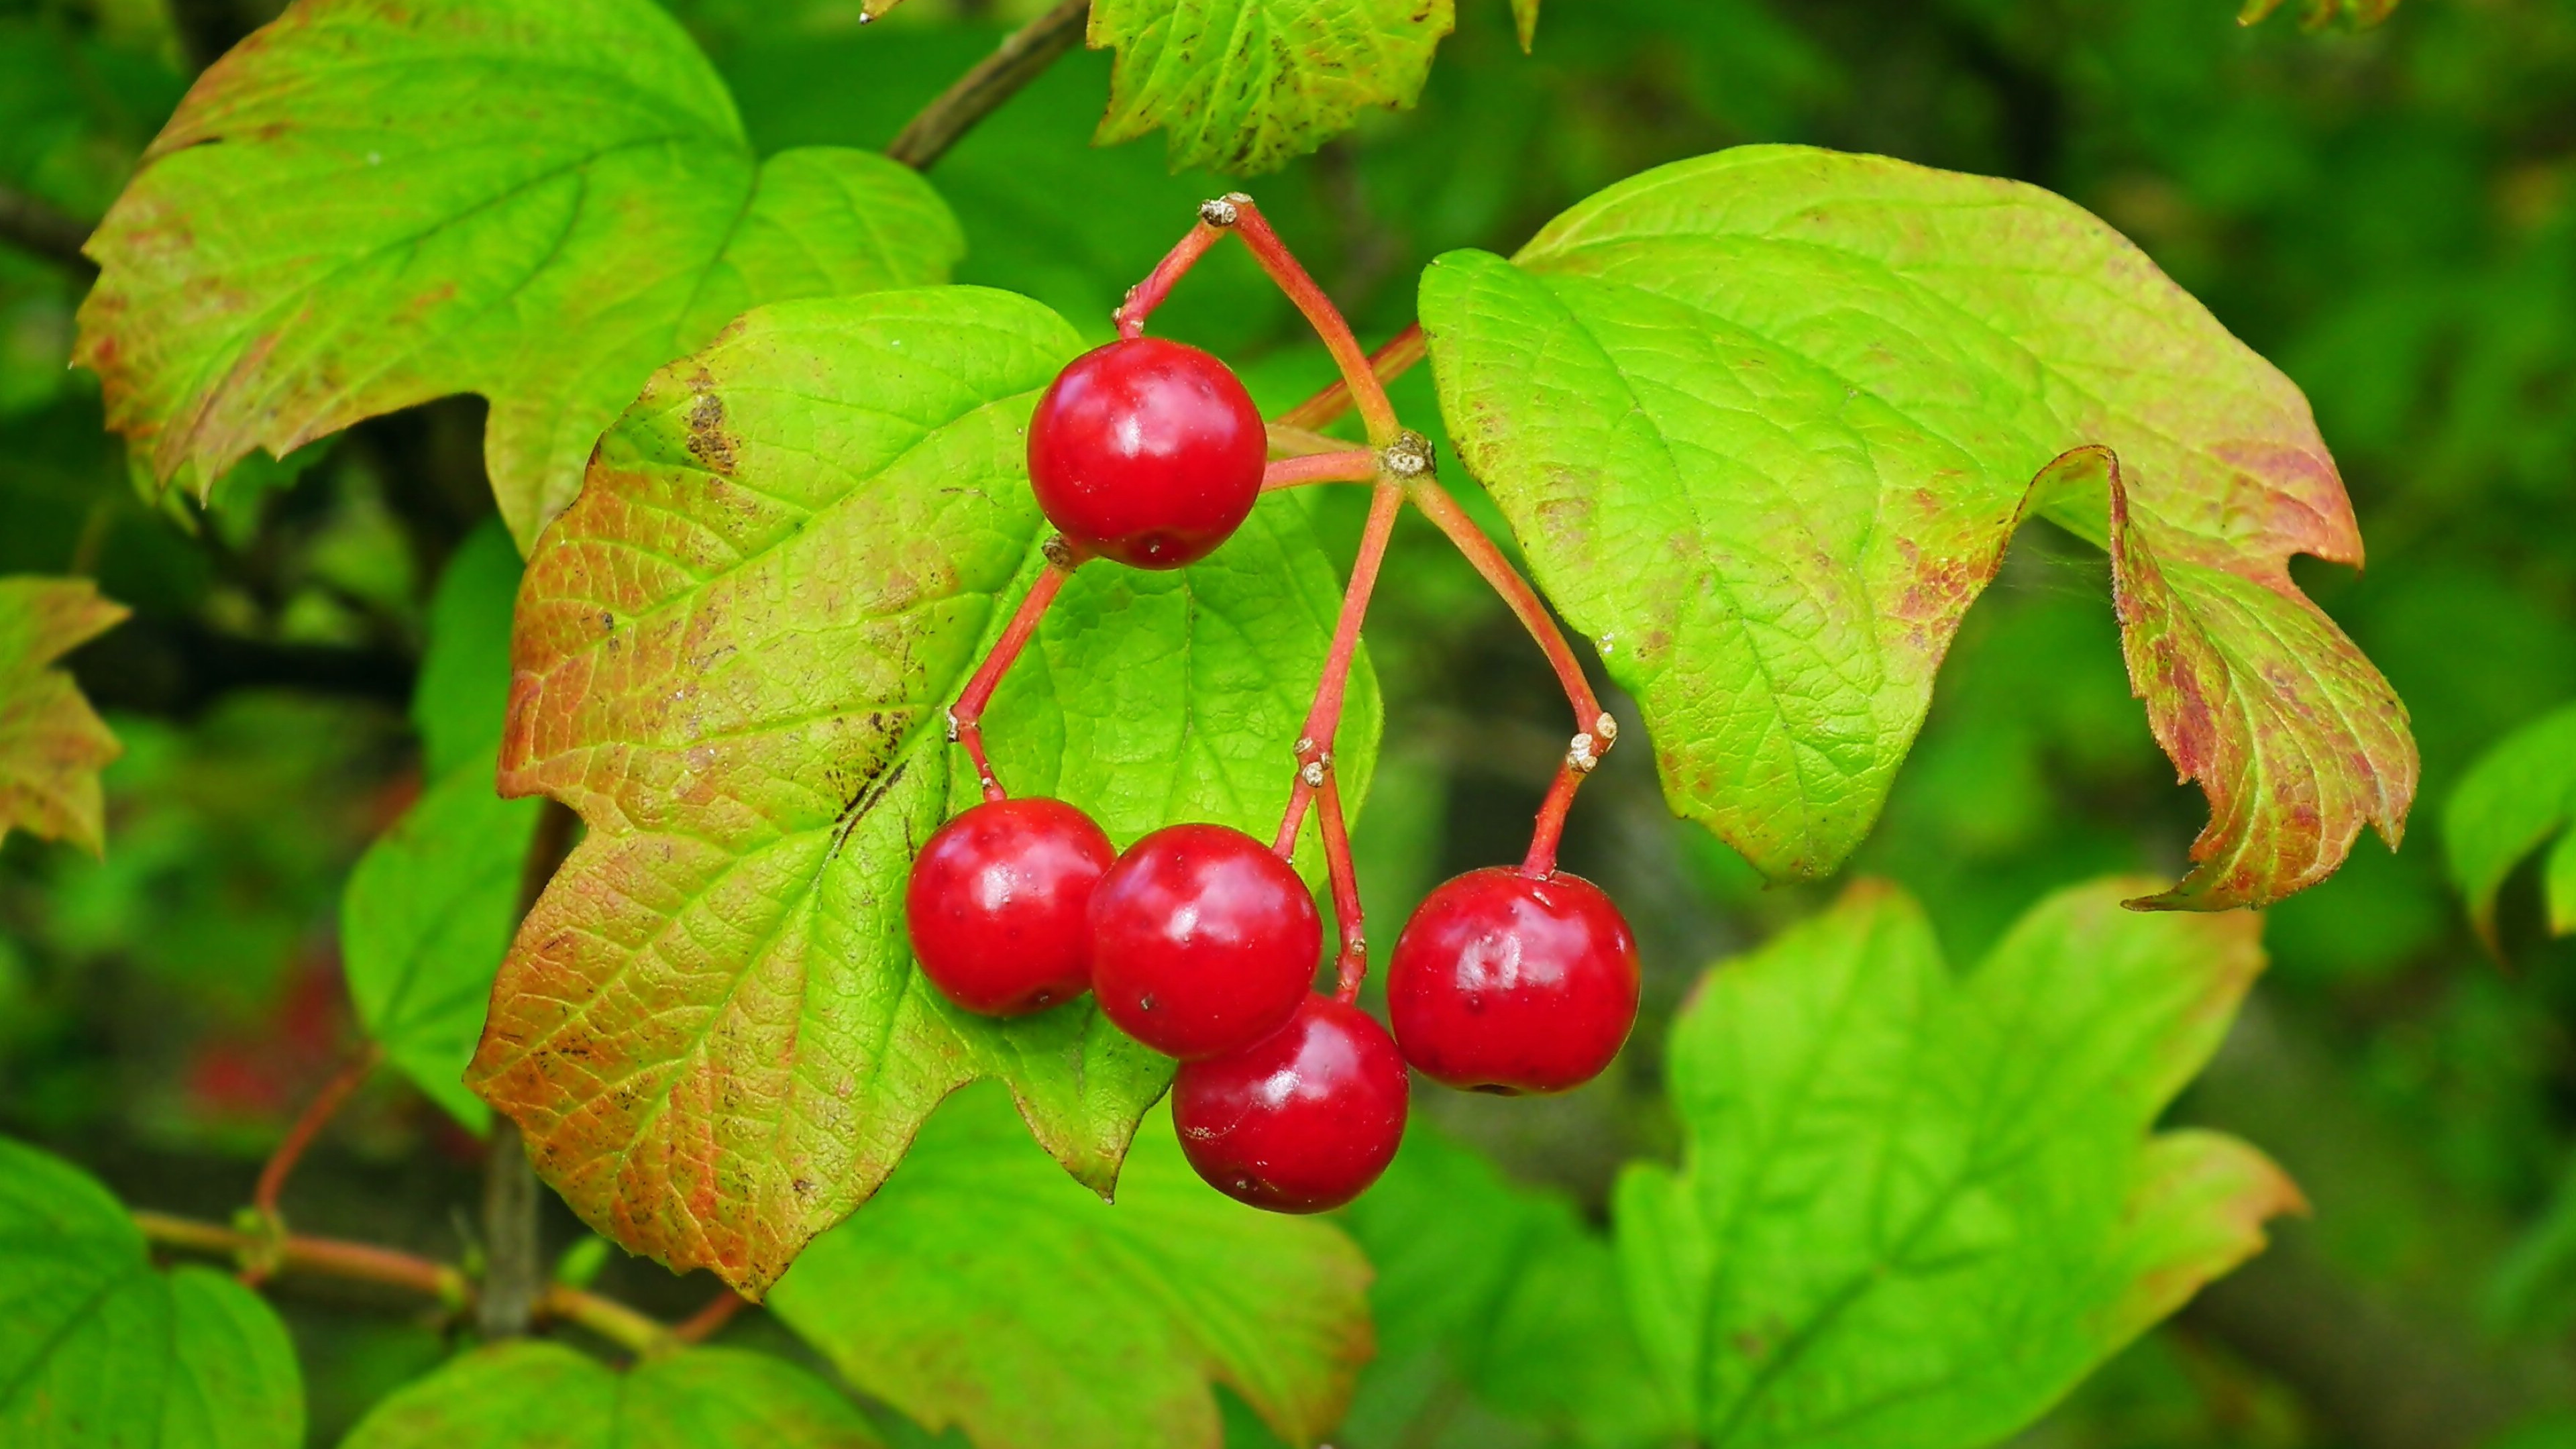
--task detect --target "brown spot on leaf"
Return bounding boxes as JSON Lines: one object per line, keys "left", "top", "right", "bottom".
{"left": 685, "top": 388, "right": 737, "bottom": 475}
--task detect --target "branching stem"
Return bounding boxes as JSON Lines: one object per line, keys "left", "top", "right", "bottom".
{"left": 1318, "top": 775, "right": 1367, "bottom": 1002}
{"left": 1273, "top": 480, "right": 1404, "bottom": 856}
{"left": 1262, "top": 449, "right": 1379, "bottom": 492}
{"left": 246, "top": 1044, "right": 382, "bottom": 1270}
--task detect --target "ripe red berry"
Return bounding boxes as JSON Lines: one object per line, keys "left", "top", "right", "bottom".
{"left": 1089, "top": 822, "right": 1320, "bottom": 1060}
{"left": 906, "top": 796, "right": 1116, "bottom": 1017}
{"left": 1173, "top": 994, "right": 1408, "bottom": 1213}
{"left": 1026, "top": 337, "right": 1267, "bottom": 570}
{"left": 1387, "top": 867, "right": 1641, "bottom": 1094}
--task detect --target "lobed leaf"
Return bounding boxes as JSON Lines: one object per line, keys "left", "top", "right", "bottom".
{"left": 2444, "top": 700, "right": 2576, "bottom": 949}
{"left": 74, "top": 0, "right": 963, "bottom": 548}
{"left": 466, "top": 286, "right": 1378, "bottom": 1295}
{"left": 0, "top": 576, "right": 127, "bottom": 855}
{"left": 1421, "top": 145, "right": 2415, "bottom": 908}
{"left": 1088, "top": 0, "right": 1456, "bottom": 176}
{"left": 1615, "top": 877, "right": 2300, "bottom": 1447}
{"left": 1339, "top": 1128, "right": 1680, "bottom": 1449}
{"left": 769, "top": 1083, "right": 1372, "bottom": 1449}
{"left": 0, "top": 1139, "right": 303, "bottom": 1449}
{"left": 337, "top": 1340, "right": 879, "bottom": 1449}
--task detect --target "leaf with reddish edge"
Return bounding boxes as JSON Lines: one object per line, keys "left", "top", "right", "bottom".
{"left": 1419, "top": 145, "right": 2414, "bottom": 909}
{"left": 769, "top": 1085, "right": 1371, "bottom": 1449}
{"left": 74, "top": 0, "right": 961, "bottom": 549}
{"left": 466, "top": 286, "right": 1378, "bottom": 1295}
{"left": 1617, "top": 878, "right": 2302, "bottom": 1446}
{"left": 0, "top": 576, "right": 127, "bottom": 855}
{"left": 1088, "top": 0, "right": 1457, "bottom": 175}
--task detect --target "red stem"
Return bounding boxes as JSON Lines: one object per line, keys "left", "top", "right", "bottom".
{"left": 671, "top": 1290, "right": 750, "bottom": 1344}
{"left": 1318, "top": 774, "right": 1367, "bottom": 1002}
{"left": 1263, "top": 449, "right": 1380, "bottom": 492}
{"left": 1277, "top": 323, "right": 1427, "bottom": 435}
{"left": 1274, "top": 480, "right": 1405, "bottom": 856}
{"left": 250, "top": 1044, "right": 381, "bottom": 1224}
{"left": 1522, "top": 763, "right": 1585, "bottom": 878}
{"left": 1116, "top": 221, "right": 1226, "bottom": 339}
{"left": 1405, "top": 478, "right": 1602, "bottom": 733}
{"left": 1224, "top": 201, "right": 1401, "bottom": 445}
{"left": 950, "top": 557, "right": 1074, "bottom": 801}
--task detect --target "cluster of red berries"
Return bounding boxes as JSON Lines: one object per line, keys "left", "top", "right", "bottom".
{"left": 905, "top": 329, "right": 1641, "bottom": 1216}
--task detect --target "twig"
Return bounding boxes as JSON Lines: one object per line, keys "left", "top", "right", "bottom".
{"left": 1273, "top": 479, "right": 1405, "bottom": 854}
{"left": 136, "top": 1210, "right": 679, "bottom": 1358}
{"left": 885, "top": 0, "right": 1092, "bottom": 170}
{"left": 949, "top": 553, "right": 1079, "bottom": 801}
{"left": 1262, "top": 449, "right": 1380, "bottom": 492}
{"left": 0, "top": 182, "right": 95, "bottom": 276}
{"left": 482, "top": 799, "right": 580, "bottom": 1340}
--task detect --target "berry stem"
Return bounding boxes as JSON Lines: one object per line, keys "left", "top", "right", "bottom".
{"left": 1222, "top": 199, "right": 1401, "bottom": 447}
{"left": 1116, "top": 221, "right": 1226, "bottom": 340}
{"left": 1318, "top": 773, "right": 1367, "bottom": 1004}
{"left": 950, "top": 551, "right": 1077, "bottom": 801}
{"left": 672, "top": 1289, "right": 751, "bottom": 1344}
{"left": 1522, "top": 761, "right": 1584, "bottom": 878}
{"left": 1277, "top": 323, "right": 1427, "bottom": 434}
{"left": 1404, "top": 476, "right": 1603, "bottom": 733}
{"left": 1263, "top": 448, "right": 1380, "bottom": 492}
{"left": 1274, "top": 478, "right": 1405, "bottom": 857}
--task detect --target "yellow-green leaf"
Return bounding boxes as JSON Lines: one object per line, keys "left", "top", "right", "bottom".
{"left": 0, "top": 576, "right": 127, "bottom": 855}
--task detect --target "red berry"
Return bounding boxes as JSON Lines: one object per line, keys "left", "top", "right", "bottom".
{"left": 1026, "top": 337, "right": 1267, "bottom": 570}
{"left": 906, "top": 797, "right": 1115, "bottom": 1016}
{"left": 1173, "top": 994, "right": 1408, "bottom": 1213}
{"left": 1387, "top": 867, "right": 1641, "bottom": 1094}
{"left": 1089, "top": 822, "right": 1319, "bottom": 1060}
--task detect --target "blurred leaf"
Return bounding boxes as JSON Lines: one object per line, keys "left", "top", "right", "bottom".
{"left": 466, "top": 287, "right": 1377, "bottom": 1293}
{"left": 2445, "top": 701, "right": 2576, "bottom": 949}
{"left": 1615, "top": 877, "right": 2300, "bottom": 1446}
{"left": 1421, "top": 145, "right": 2416, "bottom": 908}
{"left": 337, "top": 1340, "right": 879, "bottom": 1448}
{"left": 75, "top": 0, "right": 963, "bottom": 547}
{"left": 0, "top": 576, "right": 127, "bottom": 855}
{"left": 1089, "top": 0, "right": 1456, "bottom": 174}
{"left": 1511, "top": 0, "right": 1542, "bottom": 50}
{"left": 0, "top": 1138, "right": 303, "bottom": 1448}
{"left": 414, "top": 520, "right": 523, "bottom": 782}
{"left": 1338, "top": 1128, "right": 1679, "bottom": 1449}
{"left": 2237, "top": 0, "right": 2401, "bottom": 31}
{"left": 771, "top": 1083, "right": 1371, "bottom": 1449}
{"left": 342, "top": 755, "right": 540, "bottom": 1131}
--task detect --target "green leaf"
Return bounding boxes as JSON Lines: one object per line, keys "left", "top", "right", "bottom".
{"left": 343, "top": 755, "right": 543, "bottom": 1130}
{"left": 2237, "top": 0, "right": 2400, "bottom": 29}
{"left": 1088, "top": 0, "right": 1457, "bottom": 175}
{"left": 1511, "top": 0, "right": 1542, "bottom": 50}
{"left": 74, "top": 0, "right": 963, "bottom": 548}
{"left": 337, "top": 1340, "right": 879, "bottom": 1449}
{"left": 465, "top": 286, "right": 1379, "bottom": 1294}
{"left": 1419, "top": 145, "right": 2416, "bottom": 909}
{"left": 1615, "top": 877, "right": 2300, "bottom": 1448}
{"left": 1340, "top": 1129, "right": 1680, "bottom": 1449}
{"left": 2444, "top": 700, "right": 2576, "bottom": 949}
{"left": 0, "top": 1138, "right": 303, "bottom": 1449}
{"left": 770, "top": 1083, "right": 1370, "bottom": 1449}
{"left": 0, "top": 576, "right": 127, "bottom": 855}
{"left": 415, "top": 521, "right": 523, "bottom": 780}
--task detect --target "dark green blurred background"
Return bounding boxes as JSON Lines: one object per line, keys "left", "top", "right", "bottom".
{"left": 3, "top": 0, "right": 2573, "bottom": 1444}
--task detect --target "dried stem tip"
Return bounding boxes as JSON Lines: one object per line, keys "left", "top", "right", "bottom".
{"left": 1379, "top": 431, "right": 1436, "bottom": 479}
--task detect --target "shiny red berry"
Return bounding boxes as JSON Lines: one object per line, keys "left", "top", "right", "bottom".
{"left": 1173, "top": 994, "right": 1409, "bottom": 1213}
{"left": 1026, "top": 337, "right": 1267, "bottom": 570}
{"left": 905, "top": 797, "right": 1115, "bottom": 1017}
{"left": 1387, "top": 867, "right": 1641, "bottom": 1094}
{"left": 1089, "top": 822, "right": 1320, "bottom": 1060}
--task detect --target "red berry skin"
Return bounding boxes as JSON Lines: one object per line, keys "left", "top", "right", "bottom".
{"left": 906, "top": 797, "right": 1116, "bottom": 1017}
{"left": 1089, "top": 823, "right": 1320, "bottom": 1060}
{"left": 1026, "top": 337, "right": 1267, "bottom": 570}
{"left": 1387, "top": 867, "right": 1641, "bottom": 1094}
{"left": 1174, "top": 994, "right": 1409, "bottom": 1213}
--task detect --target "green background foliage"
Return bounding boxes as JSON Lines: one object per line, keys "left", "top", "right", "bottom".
{"left": 3, "top": 0, "right": 2573, "bottom": 1447}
